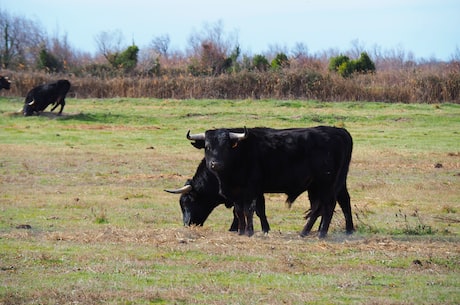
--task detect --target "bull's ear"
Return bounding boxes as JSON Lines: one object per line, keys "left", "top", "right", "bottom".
{"left": 190, "top": 140, "right": 205, "bottom": 149}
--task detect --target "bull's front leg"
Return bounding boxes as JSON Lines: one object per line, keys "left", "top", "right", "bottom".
{"left": 229, "top": 208, "right": 239, "bottom": 232}
{"left": 234, "top": 203, "right": 246, "bottom": 235}
{"left": 244, "top": 199, "right": 256, "bottom": 237}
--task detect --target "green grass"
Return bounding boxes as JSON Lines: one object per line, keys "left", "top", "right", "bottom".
{"left": 0, "top": 97, "right": 459, "bottom": 304}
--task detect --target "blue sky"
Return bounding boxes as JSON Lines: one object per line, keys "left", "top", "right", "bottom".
{"left": 2, "top": 0, "right": 459, "bottom": 60}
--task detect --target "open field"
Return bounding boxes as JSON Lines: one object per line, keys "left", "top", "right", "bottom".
{"left": 0, "top": 98, "right": 459, "bottom": 304}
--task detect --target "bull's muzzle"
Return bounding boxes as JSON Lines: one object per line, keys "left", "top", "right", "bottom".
{"left": 209, "top": 160, "right": 224, "bottom": 171}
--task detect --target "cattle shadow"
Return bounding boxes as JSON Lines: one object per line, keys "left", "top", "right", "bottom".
{"left": 6, "top": 110, "right": 157, "bottom": 125}
{"left": 57, "top": 112, "right": 100, "bottom": 122}
{"left": 4, "top": 111, "right": 103, "bottom": 122}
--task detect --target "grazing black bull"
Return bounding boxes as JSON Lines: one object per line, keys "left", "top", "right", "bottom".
{"left": 187, "top": 126, "right": 354, "bottom": 238}
{"left": 0, "top": 76, "right": 11, "bottom": 90}
{"left": 165, "top": 158, "right": 270, "bottom": 233}
{"left": 23, "top": 79, "right": 71, "bottom": 116}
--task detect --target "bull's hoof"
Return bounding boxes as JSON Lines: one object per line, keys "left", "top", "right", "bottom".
{"left": 246, "top": 230, "right": 254, "bottom": 237}
{"left": 318, "top": 232, "right": 327, "bottom": 238}
{"left": 346, "top": 226, "right": 355, "bottom": 235}
{"left": 299, "top": 230, "right": 310, "bottom": 238}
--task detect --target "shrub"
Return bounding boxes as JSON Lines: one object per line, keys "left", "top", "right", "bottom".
{"left": 37, "top": 48, "right": 63, "bottom": 73}
{"left": 253, "top": 54, "right": 269, "bottom": 72}
{"left": 329, "top": 52, "right": 375, "bottom": 77}
{"left": 328, "top": 55, "right": 350, "bottom": 73}
{"left": 271, "top": 53, "right": 290, "bottom": 70}
{"left": 112, "top": 45, "right": 139, "bottom": 73}
{"left": 355, "top": 52, "right": 376, "bottom": 73}
{"left": 337, "top": 60, "right": 355, "bottom": 78}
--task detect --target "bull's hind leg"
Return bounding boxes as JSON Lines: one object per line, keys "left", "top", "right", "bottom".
{"left": 300, "top": 208, "right": 320, "bottom": 237}
{"left": 255, "top": 194, "right": 270, "bottom": 233}
{"left": 337, "top": 185, "right": 354, "bottom": 234}
{"left": 300, "top": 189, "right": 321, "bottom": 237}
{"left": 50, "top": 97, "right": 65, "bottom": 114}
{"left": 58, "top": 99, "right": 65, "bottom": 114}
{"left": 318, "top": 196, "right": 336, "bottom": 238}
{"left": 303, "top": 187, "right": 336, "bottom": 238}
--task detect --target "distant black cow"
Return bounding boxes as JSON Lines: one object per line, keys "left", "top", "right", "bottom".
{"left": 23, "top": 79, "right": 71, "bottom": 116}
{"left": 165, "top": 158, "right": 270, "bottom": 233}
{"left": 0, "top": 76, "right": 11, "bottom": 90}
{"left": 187, "top": 126, "right": 354, "bottom": 238}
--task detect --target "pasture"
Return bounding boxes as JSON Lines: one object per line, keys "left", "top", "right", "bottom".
{"left": 0, "top": 97, "right": 459, "bottom": 304}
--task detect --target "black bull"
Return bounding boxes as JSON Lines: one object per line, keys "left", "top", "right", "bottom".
{"left": 165, "top": 158, "right": 270, "bottom": 233}
{"left": 0, "top": 76, "right": 11, "bottom": 90}
{"left": 187, "top": 126, "right": 354, "bottom": 237}
{"left": 23, "top": 79, "right": 71, "bottom": 116}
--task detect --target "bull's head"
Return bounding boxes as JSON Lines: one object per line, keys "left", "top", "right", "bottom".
{"left": 165, "top": 183, "right": 195, "bottom": 226}
{"left": 187, "top": 127, "right": 248, "bottom": 171}
{"left": 165, "top": 155, "right": 231, "bottom": 227}
{"left": 165, "top": 181, "right": 219, "bottom": 227}
{"left": 23, "top": 100, "right": 35, "bottom": 116}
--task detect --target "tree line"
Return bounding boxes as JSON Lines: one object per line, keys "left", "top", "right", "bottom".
{"left": 1, "top": 10, "right": 459, "bottom": 103}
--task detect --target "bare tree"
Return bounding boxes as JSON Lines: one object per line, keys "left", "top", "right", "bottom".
{"left": 94, "top": 29, "right": 124, "bottom": 61}
{"left": 450, "top": 45, "right": 460, "bottom": 62}
{"left": 187, "top": 20, "right": 239, "bottom": 75}
{"left": 137, "top": 48, "right": 160, "bottom": 75}
{"left": 292, "top": 42, "right": 309, "bottom": 59}
{"left": 0, "top": 9, "right": 46, "bottom": 69}
{"left": 188, "top": 20, "right": 237, "bottom": 56}
{"left": 151, "top": 34, "right": 170, "bottom": 58}
{"left": 349, "top": 39, "right": 366, "bottom": 59}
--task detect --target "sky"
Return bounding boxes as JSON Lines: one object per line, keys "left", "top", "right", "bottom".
{"left": 1, "top": 0, "right": 459, "bottom": 61}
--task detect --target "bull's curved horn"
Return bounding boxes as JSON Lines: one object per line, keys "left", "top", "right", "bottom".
{"left": 28, "top": 100, "right": 35, "bottom": 106}
{"left": 186, "top": 130, "right": 205, "bottom": 141}
{"left": 164, "top": 184, "right": 193, "bottom": 194}
{"left": 229, "top": 126, "right": 248, "bottom": 141}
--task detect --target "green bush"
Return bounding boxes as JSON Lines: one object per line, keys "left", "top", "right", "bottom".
{"left": 355, "top": 52, "right": 376, "bottom": 73}
{"left": 328, "top": 55, "right": 350, "bottom": 73}
{"left": 112, "top": 45, "right": 139, "bottom": 73}
{"left": 329, "top": 52, "right": 375, "bottom": 77}
{"left": 271, "top": 53, "right": 289, "bottom": 70}
{"left": 253, "top": 54, "right": 269, "bottom": 72}
{"left": 37, "top": 48, "right": 63, "bottom": 73}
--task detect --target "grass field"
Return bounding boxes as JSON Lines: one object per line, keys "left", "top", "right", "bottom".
{"left": 0, "top": 97, "right": 459, "bottom": 304}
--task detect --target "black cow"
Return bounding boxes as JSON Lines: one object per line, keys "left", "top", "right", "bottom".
{"left": 165, "top": 158, "right": 270, "bottom": 233}
{"left": 0, "top": 76, "right": 11, "bottom": 90}
{"left": 187, "top": 126, "right": 354, "bottom": 238}
{"left": 23, "top": 79, "right": 71, "bottom": 116}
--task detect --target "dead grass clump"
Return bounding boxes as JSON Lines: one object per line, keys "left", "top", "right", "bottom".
{"left": 3, "top": 68, "right": 459, "bottom": 102}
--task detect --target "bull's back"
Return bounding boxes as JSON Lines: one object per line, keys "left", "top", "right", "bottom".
{"left": 250, "top": 126, "right": 352, "bottom": 189}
